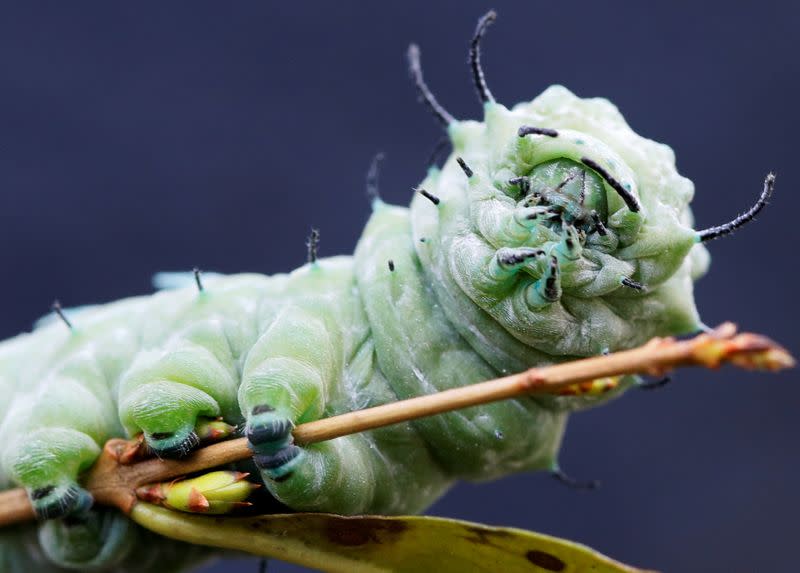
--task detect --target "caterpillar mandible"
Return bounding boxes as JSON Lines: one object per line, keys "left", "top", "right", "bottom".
{"left": 0, "top": 10, "right": 776, "bottom": 572}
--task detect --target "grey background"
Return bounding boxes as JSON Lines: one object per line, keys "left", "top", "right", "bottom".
{"left": 0, "top": 2, "right": 797, "bottom": 572}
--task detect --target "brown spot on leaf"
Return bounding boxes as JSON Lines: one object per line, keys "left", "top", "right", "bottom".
{"left": 325, "top": 517, "right": 407, "bottom": 547}
{"left": 526, "top": 549, "right": 566, "bottom": 571}
{"left": 462, "top": 525, "right": 513, "bottom": 546}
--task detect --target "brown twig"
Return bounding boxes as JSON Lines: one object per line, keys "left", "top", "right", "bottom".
{"left": 0, "top": 323, "right": 793, "bottom": 527}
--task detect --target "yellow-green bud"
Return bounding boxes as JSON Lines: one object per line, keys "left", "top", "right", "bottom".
{"left": 136, "top": 471, "right": 258, "bottom": 514}
{"left": 195, "top": 418, "right": 236, "bottom": 442}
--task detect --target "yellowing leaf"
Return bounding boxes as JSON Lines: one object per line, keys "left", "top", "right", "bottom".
{"left": 131, "top": 503, "right": 655, "bottom": 573}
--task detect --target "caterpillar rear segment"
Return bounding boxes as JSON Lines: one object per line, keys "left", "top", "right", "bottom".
{"left": 0, "top": 10, "right": 776, "bottom": 571}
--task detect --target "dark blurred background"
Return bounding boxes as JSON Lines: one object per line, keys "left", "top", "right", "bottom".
{"left": 0, "top": 2, "right": 797, "bottom": 572}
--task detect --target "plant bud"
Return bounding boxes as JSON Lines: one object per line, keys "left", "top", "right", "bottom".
{"left": 195, "top": 418, "right": 237, "bottom": 442}
{"left": 136, "top": 471, "right": 258, "bottom": 514}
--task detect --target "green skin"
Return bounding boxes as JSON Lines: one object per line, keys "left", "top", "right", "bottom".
{"left": 0, "top": 85, "right": 709, "bottom": 570}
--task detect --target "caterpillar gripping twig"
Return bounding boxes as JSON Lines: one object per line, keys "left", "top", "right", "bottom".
{"left": 0, "top": 10, "right": 779, "bottom": 572}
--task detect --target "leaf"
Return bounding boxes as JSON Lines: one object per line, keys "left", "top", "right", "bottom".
{"left": 130, "top": 503, "right": 655, "bottom": 573}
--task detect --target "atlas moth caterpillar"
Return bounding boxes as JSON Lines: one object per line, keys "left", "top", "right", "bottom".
{"left": 0, "top": 9, "right": 776, "bottom": 572}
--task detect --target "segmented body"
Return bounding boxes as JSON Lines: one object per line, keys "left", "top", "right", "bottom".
{"left": 0, "top": 220, "right": 563, "bottom": 571}
{"left": 0, "top": 10, "right": 773, "bottom": 570}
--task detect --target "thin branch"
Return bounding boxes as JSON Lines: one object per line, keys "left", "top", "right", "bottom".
{"left": 0, "top": 323, "right": 792, "bottom": 527}
{"left": 0, "top": 489, "right": 35, "bottom": 525}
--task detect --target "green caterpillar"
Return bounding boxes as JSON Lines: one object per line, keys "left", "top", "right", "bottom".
{"left": 0, "top": 11, "right": 774, "bottom": 572}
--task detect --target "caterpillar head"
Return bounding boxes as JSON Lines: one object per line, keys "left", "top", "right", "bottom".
{"left": 408, "top": 12, "right": 773, "bottom": 371}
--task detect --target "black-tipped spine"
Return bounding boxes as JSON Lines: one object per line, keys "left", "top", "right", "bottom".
{"left": 621, "top": 277, "right": 644, "bottom": 291}
{"left": 407, "top": 44, "right": 455, "bottom": 128}
{"left": 193, "top": 267, "right": 204, "bottom": 292}
{"left": 551, "top": 468, "right": 600, "bottom": 491}
{"left": 51, "top": 300, "right": 73, "bottom": 330}
{"left": 456, "top": 157, "right": 473, "bottom": 178}
{"left": 580, "top": 157, "right": 641, "bottom": 213}
{"left": 697, "top": 173, "right": 775, "bottom": 242}
{"left": 639, "top": 376, "right": 672, "bottom": 391}
{"left": 518, "top": 125, "right": 559, "bottom": 138}
{"left": 577, "top": 170, "right": 588, "bottom": 205}
{"left": 307, "top": 228, "right": 320, "bottom": 264}
{"left": 555, "top": 172, "right": 578, "bottom": 193}
{"left": 590, "top": 211, "right": 608, "bottom": 236}
{"left": 470, "top": 11, "right": 497, "bottom": 104}
{"left": 508, "top": 176, "right": 531, "bottom": 195}
{"left": 418, "top": 188, "right": 441, "bottom": 205}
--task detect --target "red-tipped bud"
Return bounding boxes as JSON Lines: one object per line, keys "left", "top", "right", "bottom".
{"left": 195, "top": 418, "right": 237, "bottom": 442}
{"left": 136, "top": 471, "right": 258, "bottom": 514}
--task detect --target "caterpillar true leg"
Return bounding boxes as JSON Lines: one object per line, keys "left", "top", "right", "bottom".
{"left": 527, "top": 255, "right": 562, "bottom": 307}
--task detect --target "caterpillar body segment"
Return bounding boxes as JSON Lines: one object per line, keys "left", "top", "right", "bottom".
{"left": 355, "top": 205, "right": 567, "bottom": 479}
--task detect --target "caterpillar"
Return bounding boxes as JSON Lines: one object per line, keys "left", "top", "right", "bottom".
{"left": 0, "top": 10, "right": 776, "bottom": 572}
